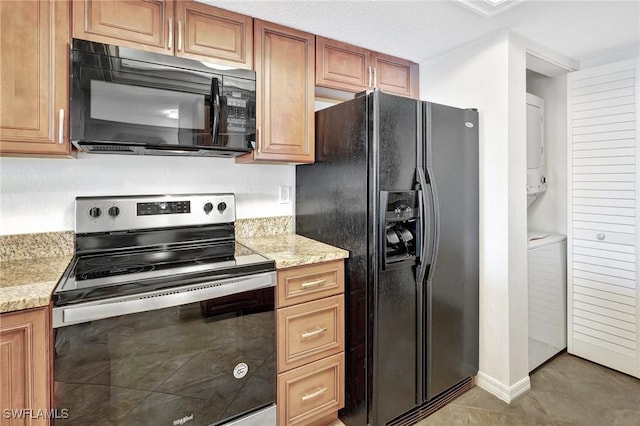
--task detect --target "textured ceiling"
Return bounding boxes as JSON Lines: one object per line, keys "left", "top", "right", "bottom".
{"left": 203, "top": 0, "right": 640, "bottom": 63}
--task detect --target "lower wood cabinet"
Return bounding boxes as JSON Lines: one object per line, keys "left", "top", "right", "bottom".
{"left": 277, "top": 353, "right": 345, "bottom": 426}
{"left": 276, "top": 260, "right": 345, "bottom": 425}
{"left": 0, "top": 307, "right": 51, "bottom": 426}
{"left": 278, "top": 295, "right": 344, "bottom": 372}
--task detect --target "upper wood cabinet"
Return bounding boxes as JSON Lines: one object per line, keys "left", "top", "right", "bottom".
{"left": 0, "top": 307, "right": 51, "bottom": 425}
{"left": 315, "top": 37, "right": 371, "bottom": 93}
{"left": 175, "top": 2, "right": 253, "bottom": 68}
{"left": 237, "top": 20, "right": 315, "bottom": 164}
{"left": 73, "top": 0, "right": 253, "bottom": 69}
{"left": 316, "top": 36, "right": 419, "bottom": 99}
{"left": 372, "top": 52, "right": 419, "bottom": 99}
{"left": 73, "top": 0, "right": 172, "bottom": 53}
{"left": 0, "top": 0, "right": 71, "bottom": 156}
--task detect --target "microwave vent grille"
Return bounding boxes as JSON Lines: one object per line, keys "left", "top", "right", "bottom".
{"left": 86, "top": 144, "right": 136, "bottom": 153}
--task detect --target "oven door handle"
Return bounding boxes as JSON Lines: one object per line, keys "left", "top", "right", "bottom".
{"left": 53, "top": 272, "right": 275, "bottom": 328}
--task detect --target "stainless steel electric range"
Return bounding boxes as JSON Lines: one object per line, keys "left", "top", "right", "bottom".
{"left": 52, "top": 194, "right": 276, "bottom": 426}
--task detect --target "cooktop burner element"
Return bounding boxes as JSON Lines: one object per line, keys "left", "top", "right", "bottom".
{"left": 53, "top": 194, "right": 275, "bottom": 307}
{"left": 80, "top": 263, "right": 155, "bottom": 280}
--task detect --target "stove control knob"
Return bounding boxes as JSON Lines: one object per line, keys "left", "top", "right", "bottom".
{"left": 203, "top": 202, "right": 214, "bottom": 214}
{"left": 217, "top": 202, "right": 227, "bottom": 212}
{"left": 88, "top": 207, "right": 102, "bottom": 218}
{"left": 108, "top": 206, "right": 120, "bottom": 218}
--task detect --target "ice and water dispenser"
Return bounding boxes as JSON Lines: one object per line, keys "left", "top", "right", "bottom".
{"left": 380, "top": 191, "right": 420, "bottom": 268}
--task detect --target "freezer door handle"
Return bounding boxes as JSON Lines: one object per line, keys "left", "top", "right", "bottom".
{"left": 416, "top": 166, "right": 434, "bottom": 285}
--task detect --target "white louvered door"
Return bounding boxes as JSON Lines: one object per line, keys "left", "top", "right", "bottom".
{"left": 567, "top": 58, "right": 639, "bottom": 378}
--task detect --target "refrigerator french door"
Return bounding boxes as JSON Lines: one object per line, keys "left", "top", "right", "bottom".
{"left": 296, "top": 91, "right": 479, "bottom": 426}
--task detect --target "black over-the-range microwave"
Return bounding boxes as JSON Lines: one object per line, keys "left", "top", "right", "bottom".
{"left": 70, "top": 38, "right": 256, "bottom": 157}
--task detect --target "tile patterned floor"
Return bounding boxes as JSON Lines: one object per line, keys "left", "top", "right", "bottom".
{"left": 416, "top": 352, "right": 640, "bottom": 426}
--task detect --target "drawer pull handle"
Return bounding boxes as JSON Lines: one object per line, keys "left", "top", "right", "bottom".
{"left": 301, "top": 327, "right": 327, "bottom": 339}
{"left": 300, "top": 279, "right": 327, "bottom": 289}
{"left": 597, "top": 233, "right": 606, "bottom": 241}
{"left": 301, "top": 386, "right": 327, "bottom": 401}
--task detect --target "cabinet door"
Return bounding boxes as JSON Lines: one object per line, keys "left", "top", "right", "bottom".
{"left": 237, "top": 20, "right": 314, "bottom": 164}
{"left": 176, "top": 1, "right": 252, "bottom": 68}
{"left": 73, "top": 0, "right": 173, "bottom": 54}
{"left": 0, "top": 308, "right": 51, "bottom": 426}
{"left": 0, "top": 0, "right": 70, "bottom": 155}
{"left": 316, "top": 37, "right": 371, "bottom": 93}
{"left": 372, "top": 52, "right": 419, "bottom": 99}
{"left": 567, "top": 58, "right": 639, "bottom": 378}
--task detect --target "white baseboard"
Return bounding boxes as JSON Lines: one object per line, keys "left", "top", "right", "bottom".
{"left": 476, "top": 371, "right": 531, "bottom": 403}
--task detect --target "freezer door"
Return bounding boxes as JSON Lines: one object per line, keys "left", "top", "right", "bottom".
{"left": 423, "top": 102, "right": 479, "bottom": 401}
{"left": 370, "top": 92, "right": 421, "bottom": 425}
{"left": 296, "top": 95, "right": 370, "bottom": 426}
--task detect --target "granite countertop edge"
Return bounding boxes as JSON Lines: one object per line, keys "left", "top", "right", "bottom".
{"left": 0, "top": 234, "right": 348, "bottom": 315}
{"left": 0, "top": 255, "right": 74, "bottom": 314}
{"left": 238, "top": 234, "right": 349, "bottom": 269}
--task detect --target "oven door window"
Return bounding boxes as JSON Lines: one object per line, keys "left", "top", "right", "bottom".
{"left": 53, "top": 287, "right": 275, "bottom": 426}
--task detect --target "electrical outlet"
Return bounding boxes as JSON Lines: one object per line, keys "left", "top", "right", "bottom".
{"left": 279, "top": 186, "right": 290, "bottom": 204}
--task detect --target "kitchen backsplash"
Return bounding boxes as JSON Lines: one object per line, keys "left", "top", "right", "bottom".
{"left": 0, "top": 154, "right": 295, "bottom": 235}
{"left": 0, "top": 231, "right": 74, "bottom": 262}
{"left": 235, "top": 216, "right": 293, "bottom": 238}
{"left": 0, "top": 216, "right": 292, "bottom": 262}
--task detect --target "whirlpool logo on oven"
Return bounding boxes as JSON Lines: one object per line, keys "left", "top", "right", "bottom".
{"left": 172, "top": 414, "right": 193, "bottom": 426}
{"left": 233, "top": 362, "right": 249, "bottom": 379}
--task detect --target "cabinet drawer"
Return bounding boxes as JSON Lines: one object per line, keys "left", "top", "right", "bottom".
{"left": 277, "top": 261, "right": 344, "bottom": 308}
{"left": 277, "top": 353, "right": 344, "bottom": 426}
{"left": 278, "top": 295, "right": 344, "bottom": 372}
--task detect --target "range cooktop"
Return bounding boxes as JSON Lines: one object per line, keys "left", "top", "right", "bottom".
{"left": 52, "top": 194, "right": 275, "bottom": 307}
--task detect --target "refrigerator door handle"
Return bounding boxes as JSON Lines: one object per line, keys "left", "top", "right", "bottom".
{"left": 416, "top": 166, "right": 434, "bottom": 285}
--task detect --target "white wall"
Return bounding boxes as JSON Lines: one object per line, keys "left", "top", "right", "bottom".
{"left": 0, "top": 154, "right": 295, "bottom": 235}
{"left": 506, "top": 34, "right": 531, "bottom": 392}
{"left": 419, "top": 30, "right": 575, "bottom": 402}
{"left": 420, "top": 31, "right": 521, "bottom": 399}
{"left": 526, "top": 71, "right": 568, "bottom": 234}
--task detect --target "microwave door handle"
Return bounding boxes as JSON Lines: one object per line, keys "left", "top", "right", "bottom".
{"left": 211, "top": 78, "right": 221, "bottom": 145}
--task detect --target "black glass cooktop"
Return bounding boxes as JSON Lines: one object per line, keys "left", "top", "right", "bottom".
{"left": 75, "top": 241, "right": 237, "bottom": 281}
{"left": 53, "top": 242, "right": 274, "bottom": 306}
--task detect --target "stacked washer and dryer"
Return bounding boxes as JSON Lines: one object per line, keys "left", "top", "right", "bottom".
{"left": 526, "top": 93, "right": 567, "bottom": 371}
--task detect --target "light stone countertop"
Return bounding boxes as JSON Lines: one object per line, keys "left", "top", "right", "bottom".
{"left": 0, "top": 255, "right": 73, "bottom": 313}
{"left": 238, "top": 234, "right": 349, "bottom": 269}
{"left": 0, "top": 231, "right": 348, "bottom": 314}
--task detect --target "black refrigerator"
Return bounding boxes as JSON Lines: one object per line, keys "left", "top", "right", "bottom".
{"left": 296, "top": 91, "right": 479, "bottom": 426}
